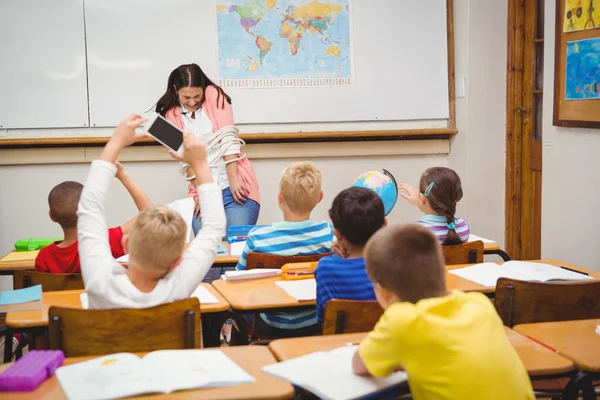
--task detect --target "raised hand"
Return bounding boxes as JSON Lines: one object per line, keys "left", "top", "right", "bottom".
{"left": 398, "top": 183, "right": 421, "bottom": 206}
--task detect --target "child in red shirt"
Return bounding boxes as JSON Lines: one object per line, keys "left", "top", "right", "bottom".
{"left": 35, "top": 162, "right": 152, "bottom": 273}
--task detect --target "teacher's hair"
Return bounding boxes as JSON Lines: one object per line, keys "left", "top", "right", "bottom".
{"left": 155, "top": 64, "right": 231, "bottom": 116}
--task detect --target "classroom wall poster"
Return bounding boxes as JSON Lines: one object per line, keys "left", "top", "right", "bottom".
{"left": 216, "top": 0, "right": 352, "bottom": 88}
{"left": 564, "top": 0, "right": 600, "bottom": 32}
{"left": 565, "top": 37, "right": 600, "bottom": 100}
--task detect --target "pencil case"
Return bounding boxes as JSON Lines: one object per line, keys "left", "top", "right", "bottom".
{"left": 226, "top": 225, "right": 267, "bottom": 243}
{"left": 281, "top": 262, "right": 318, "bottom": 280}
{"left": 0, "top": 350, "right": 65, "bottom": 392}
{"left": 14, "top": 238, "right": 59, "bottom": 252}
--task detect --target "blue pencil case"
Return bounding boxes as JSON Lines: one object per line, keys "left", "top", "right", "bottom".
{"left": 0, "top": 350, "right": 64, "bottom": 392}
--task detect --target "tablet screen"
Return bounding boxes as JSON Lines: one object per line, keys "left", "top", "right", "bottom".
{"left": 148, "top": 116, "right": 183, "bottom": 151}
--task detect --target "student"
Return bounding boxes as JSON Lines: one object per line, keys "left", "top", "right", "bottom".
{"left": 35, "top": 162, "right": 152, "bottom": 273}
{"left": 78, "top": 114, "right": 226, "bottom": 308}
{"left": 314, "top": 187, "right": 385, "bottom": 324}
{"left": 235, "top": 161, "right": 333, "bottom": 335}
{"left": 353, "top": 224, "right": 535, "bottom": 400}
{"left": 398, "top": 167, "right": 469, "bottom": 245}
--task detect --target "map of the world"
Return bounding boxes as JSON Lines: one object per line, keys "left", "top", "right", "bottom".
{"left": 216, "top": 0, "right": 352, "bottom": 88}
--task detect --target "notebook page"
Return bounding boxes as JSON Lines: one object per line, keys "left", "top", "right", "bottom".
{"left": 141, "top": 350, "right": 254, "bottom": 392}
{"left": 502, "top": 261, "right": 595, "bottom": 282}
{"left": 448, "top": 263, "right": 533, "bottom": 287}
{"left": 275, "top": 279, "right": 317, "bottom": 301}
{"left": 467, "top": 234, "right": 496, "bottom": 244}
{"left": 229, "top": 241, "right": 247, "bottom": 256}
{"left": 262, "top": 345, "right": 407, "bottom": 400}
{"left": 56, "top": 353, "right": 164, "bottom": 400}
{"left": 166, "top": 197, "right": 195, "bottom": 243}
{"left": 190, "top": 285, "right": 219, "bottom": 304}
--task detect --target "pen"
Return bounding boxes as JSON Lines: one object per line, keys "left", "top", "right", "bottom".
{"left": 559, "top": 266, "right": 589, "bottom": 276}
{"left": 286, "top": 271, "right": 314, "bottom": 276}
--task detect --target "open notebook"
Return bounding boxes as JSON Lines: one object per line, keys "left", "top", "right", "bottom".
{"left": 449, "top": 261, "right": 595, "bottom": 287}
{"left": 56, "top": 350, "right": 254, "bottom": 400}
{"left": 275, "top": 279, "right": 317, "bottom": 301}
{"left": 262, "top": 345, "right": 407, "bottom": 400}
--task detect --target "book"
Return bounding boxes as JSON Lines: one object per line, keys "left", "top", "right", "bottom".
{"left": 222, "top": 269, "right": 282, "bottom": 281}
{"left": 449, "top": 261, "right": 595, "bottom": 287}
{"left": 56, "top": 350, "right": 255, "bottom": 400}
{"left": 262, "top": 345, "right": 407, "bottom": 400}
{"left": 0, "top": 285, "right": 42, "bottom": 312}
{"left": 467, "top": 234, "right": 496, "bottom": 244}
{"left": 274, "top": 279, "right": 317, "bottom": 301}
{"left": 0, "top": 250, "right": 39, "bottom": 263}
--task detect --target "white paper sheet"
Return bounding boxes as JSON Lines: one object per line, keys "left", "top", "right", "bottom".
{"left": 229, "top": 241, "right": 246, "bottom": 256}
{"left": 467, "top": 234, "right": 496, "bottom": 244}
{"left": 80, "top": 292, "right": 89, "bottom": 309}
{"left": 275, "top": 279, "right": 317, "bottom": 301}
{"left": 166, "top": 197, "right": 195, "bottom": 243}
{"left": 262, "top": 345, "right": 407, "bottom": 400}
{"left": 190, "top": 285, "right": 218, "bottom": 304}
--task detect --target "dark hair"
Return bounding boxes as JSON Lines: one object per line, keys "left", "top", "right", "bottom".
{"left": 329, "top": 187, "right": 385, "bottom": 246}
{"left": 154, "top": 64, "right": 231, "bottom": 116}
{"left": 48, "top": 181, "right": 83, "bottom": 229}
{"left": 419, "top": 167, "right": 463, "bottom": 245}
{"left": 365, "top": 224, "right": 446, "bottom": 303}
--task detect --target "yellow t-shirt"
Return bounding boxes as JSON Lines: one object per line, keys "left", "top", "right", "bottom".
{"left": 359, "top": 291, "right": 534, "bottom": 400}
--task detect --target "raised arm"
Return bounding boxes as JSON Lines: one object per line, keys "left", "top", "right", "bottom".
{"left": 115, "top": 161, "right": 153, "bottom": 234}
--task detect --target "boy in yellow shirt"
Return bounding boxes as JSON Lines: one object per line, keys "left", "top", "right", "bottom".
{"left": 353, "top": 224, "right": 534, "bottom": 400}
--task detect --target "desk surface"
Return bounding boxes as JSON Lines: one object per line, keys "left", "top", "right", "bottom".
{"left": 514, "top": 318, "right": 600, "bottom": 373}
{"left": 5, "top": 284, "right": 230, "bottom": 329}
{"left": 0, "top": 346, "right": 294, "bottom": 400}
{"left": 268, "top": 327, "right": 575, "bottom": 377}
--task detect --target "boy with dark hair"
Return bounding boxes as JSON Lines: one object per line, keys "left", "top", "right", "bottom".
{"left": 314, "top": 187, "right": 386, "bottom": 324}
{"left": 35, "top": 162, "right": 152, "bottom": 274}
{"left": 353, "top": 224, "right": 535, "bottom": 400}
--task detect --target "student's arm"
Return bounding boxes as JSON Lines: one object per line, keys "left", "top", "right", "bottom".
{"left": 78, "top": 114, "right": 148, "bottom": 284}
{"left": 168, "top": 132, "right": 226, "bottom": 294}
{"left": 115, "top": 161, "right": 153, "bottom": 234}
{"left": 352, "top": 350, "right": 371, "bottom": 376}
{"left": 397, "top": 183, "right": 421, "bottom": 206}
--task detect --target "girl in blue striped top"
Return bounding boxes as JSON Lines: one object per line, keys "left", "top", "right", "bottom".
{"left": 398, "top": 167, "right": 470, "bottom": 245}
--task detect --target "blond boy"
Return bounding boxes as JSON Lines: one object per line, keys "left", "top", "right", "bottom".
{"left": 353, "top": 224, "right": 534, "bottom": 400}
{"left": 235, "top": 161, "right": 333, "bottom": 335}
{"left": 78, "top": 114, "right": 226, "bottom": 308}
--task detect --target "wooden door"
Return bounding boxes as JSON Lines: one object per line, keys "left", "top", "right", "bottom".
{"left": 506, "top": 0, "right": 545, "bottom": 260}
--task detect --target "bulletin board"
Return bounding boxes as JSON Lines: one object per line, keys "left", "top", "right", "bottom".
{"left": 553, "top": 0, "right": 600, "bottom": 128}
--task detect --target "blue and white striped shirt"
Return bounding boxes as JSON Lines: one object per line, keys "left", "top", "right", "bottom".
{"left": 414, "top": 214, "right": 470, "bottom": 243}
{"left": 235, "top": 220, "right": 334, "bottom": 330}
{"left": 315, "top": 255, "right": 376, "bottom": 323}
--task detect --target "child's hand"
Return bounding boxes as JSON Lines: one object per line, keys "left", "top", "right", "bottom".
{"left": 110, "top": 114, "right": 148, "bottom": 148}
{"left": 398, "top": 183, "right": 421, "bottom": 206}
{"left": 169, "top": 131, "right": 207, "bottom": 167}
{"left": 115, "top": 161, "right": 127, "bottom": 180}
{"left": 332, "top": 242, "right": 349, "bottom": 259}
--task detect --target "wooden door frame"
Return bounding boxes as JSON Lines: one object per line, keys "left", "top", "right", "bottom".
{"left": 505, "top": 0, "right": 542, "bottom": 260}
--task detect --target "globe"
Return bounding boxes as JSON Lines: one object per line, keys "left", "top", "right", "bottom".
{"left": 352, "top": 169, "right": 398, "bottom": 216}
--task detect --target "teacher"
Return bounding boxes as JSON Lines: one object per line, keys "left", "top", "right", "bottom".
{"left": 155, "top": 64, "right": 260, "bottom": 234}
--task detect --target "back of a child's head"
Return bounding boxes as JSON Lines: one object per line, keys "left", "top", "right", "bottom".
{"left": 49, "top": 181, "right": 84, "bottom": 229}
{"left": 329, "top": 187, "right": 385, "bottom": 246}
{"left": 365, "top": 224, "right": 446, "bottom": 304}
{"left": 420, "top": 167, "right": 463, "bottom": 245}
{"left": 279, "top": 161, "right": 322, "bottom": 214}
{"left": 128, "top": 206, "right": 187, "bottom": 272}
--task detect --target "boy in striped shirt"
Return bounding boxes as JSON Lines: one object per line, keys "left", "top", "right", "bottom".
{"left": 315, "top": 187, "right": 386, "bottom": 324}
{"left": 236, "top": 161, "right": 333, "bottom": 335}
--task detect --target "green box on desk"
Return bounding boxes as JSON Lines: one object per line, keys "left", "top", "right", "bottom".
{"left": 14, "top": 238, "right": 59, "bottom": 252}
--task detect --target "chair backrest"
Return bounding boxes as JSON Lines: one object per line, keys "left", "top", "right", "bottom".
{"left": 49, "top": 298, "right": 201, "bottom": 357}
{"left": 442, "top": 241, "right": 484, "bottom": 265}
{"left": 495, "top": 278, "right": 600, "bottom": 327}
{"left": 322, "top": 299, "right": 384, "bottom": 335}
{"left": 245, "top": 252, "right": 333, "bottom": 270}
{"left": 13, "top": 270, "right": 84, "bottom": 291}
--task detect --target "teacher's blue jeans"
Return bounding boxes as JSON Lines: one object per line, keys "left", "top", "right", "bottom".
{"left": 192, "top": 186, "right": 260, "bottom": 282}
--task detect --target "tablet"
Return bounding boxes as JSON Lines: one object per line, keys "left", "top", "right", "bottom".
{"left": 144, "top": 113, "right": 184, "bottom": 154}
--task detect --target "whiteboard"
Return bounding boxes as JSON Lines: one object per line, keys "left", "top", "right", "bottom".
{"left": 0, "top": 0, "right": 88, "bottom": 129}
{"left": 85, "top": 0, "right": 449, "bottom": 127}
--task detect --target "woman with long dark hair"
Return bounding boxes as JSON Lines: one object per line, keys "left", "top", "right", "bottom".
{"left": 155, "top": 64, "right": 260, "bottom": 234}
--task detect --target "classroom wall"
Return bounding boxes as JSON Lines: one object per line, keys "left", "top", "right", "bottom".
{"left": 541, "top": 0, "right": 600, "bottom": 271}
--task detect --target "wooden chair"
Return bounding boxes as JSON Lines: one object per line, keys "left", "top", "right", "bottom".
{"left": 49, "top": 298, "right": 201, "bottom": 357}
{"left": 495, "top": 278, "right": 600, "bottom": 327}
{"left": 322, "top": 299, "right": 383, "bottom": 335}
{"left": 245, "top": 252, "right": 333, "bottom": 270}
{"left": 442, "top": 240, "right": 484, "bottom": 265}
{"left": 13, "top": 270, "right": 84, "bottom": 291}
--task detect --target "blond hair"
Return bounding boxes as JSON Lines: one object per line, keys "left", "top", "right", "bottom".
{"left": 128, "top": 206, "right": 187, "bottom": 272}
{"left": 279, "top": 161, "right": 322, "bottom": 214}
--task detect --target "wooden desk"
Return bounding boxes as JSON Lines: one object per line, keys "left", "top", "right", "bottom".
{"left": 0, "top": 346, "right": 294, "bottom": 400}
{"left": 268, "top": 327, "right": 575, "bottom": 377}
{"left": 0, "top": 243, "right": 240, "bottom": 275}
{"left": 514, "top": 319, "right": 600, "bottom": 373}
{"left": 5, "top": 284, "right": 229, "bottom": 329}
{"left": 212, "top": 276, "right": 314, "bottom": 312}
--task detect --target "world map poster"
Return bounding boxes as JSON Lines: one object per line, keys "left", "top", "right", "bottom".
{"left": 216, "top": 0, "right": 352, "bottom": 88}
